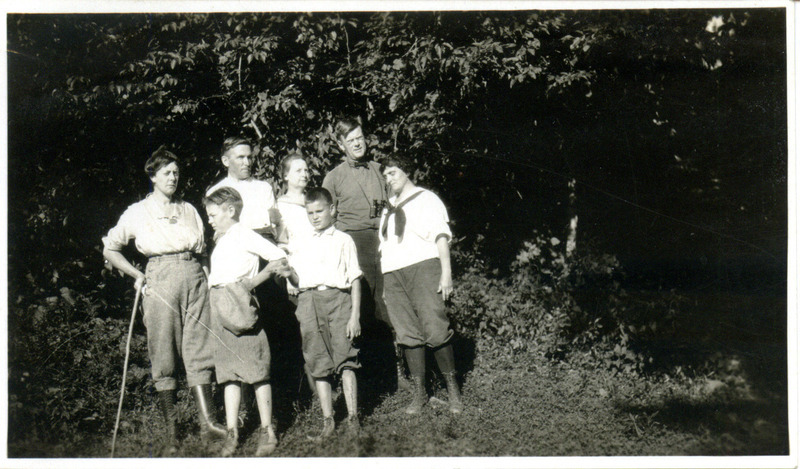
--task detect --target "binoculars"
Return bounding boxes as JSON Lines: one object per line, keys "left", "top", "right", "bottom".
{"left": 369, "top": 199, "right": 387, "bottom": 219}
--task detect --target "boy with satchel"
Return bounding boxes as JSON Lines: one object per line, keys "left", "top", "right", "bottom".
{"left": 204, "top": 187, "right": 293, "bottom": 457}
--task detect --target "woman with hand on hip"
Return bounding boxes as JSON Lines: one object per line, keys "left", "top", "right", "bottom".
{"left": 102, "top": 147, "right": 226, "bottom": 454}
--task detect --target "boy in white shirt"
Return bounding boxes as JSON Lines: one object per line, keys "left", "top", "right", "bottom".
{"left": 285, "top": 187, "right": 363, "bottom": 440}
{"left": 204, "top": 187, "right": 293, "bottom": 457}
{"left": 206, "top": 136, "right": 287, "bottom": 428}
{"left": 378, "top": 154, "right": 463, "bottom": 415}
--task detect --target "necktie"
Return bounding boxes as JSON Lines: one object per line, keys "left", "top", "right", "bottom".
{"left": 348, "top": 160, "right": 369, "bottom": 169}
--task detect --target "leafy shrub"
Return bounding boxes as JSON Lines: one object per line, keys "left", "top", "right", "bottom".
{"left": 8, "top": 287, "right": 151, "bottom": 445}
{"left": 451, "top": 231, "right": 617, "bottom": 350}
{"left": 451, "top": 231, "right": 688, "bottom": 374}
{"left": 450, "top": 234, "right": 566, "bottom": 353}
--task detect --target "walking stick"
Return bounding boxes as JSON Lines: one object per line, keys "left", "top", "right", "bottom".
{"left": 110, "top": 283, "right": 143, "bottom": 458}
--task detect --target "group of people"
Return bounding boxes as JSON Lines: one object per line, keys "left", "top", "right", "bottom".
{"left": 101, "top": 116, "right": 462, "bottom": 457}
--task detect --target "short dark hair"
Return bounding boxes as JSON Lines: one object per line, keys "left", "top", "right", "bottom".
{"left": 279, "top": 152, "right": 306, "bottom": 181}
{"left": 333, "top": 116, "right": 362, "bottom": 141}
{"left": 221, "top": 136, "right": 253, "bottom": 156}
{"left": 305, "top": 187, "right": 333, "bottom": 206}
{"left": 379, "top": 153, "right": 416, "bottom": 178}
{"left": 145, "top": 146, "right": 179, "bottom": 178}
{"left": 204, "top": 186, "right": 244, "bottom": 220}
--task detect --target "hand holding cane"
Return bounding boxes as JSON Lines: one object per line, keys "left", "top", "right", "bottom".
{"left": 110, "top": 282, "right": 143, "bottom": 458}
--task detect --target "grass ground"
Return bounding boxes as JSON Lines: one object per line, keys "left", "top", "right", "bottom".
{"left": 9, "top": 338, "right": 787, "bottom": 459}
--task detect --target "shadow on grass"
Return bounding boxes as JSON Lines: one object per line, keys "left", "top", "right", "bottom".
{"left": 618, "top": 395, "right": 789, "bottom": 455}
{"left": 614, "top": 287, "right": 789, "bottom": 456}
{"left": 261, "top": 292, "right": 313, "bottom": 434}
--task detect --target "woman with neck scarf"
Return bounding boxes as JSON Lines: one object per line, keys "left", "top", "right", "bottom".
{"left": 377, "top": 153, "right": 463, "bottom": 415}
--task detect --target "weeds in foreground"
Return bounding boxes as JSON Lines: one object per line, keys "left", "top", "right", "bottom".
{"left": 11, "top": 340, "right": 785, "bottom": 457}
{"left": 8, "top": 237, "right": 788, "bottom": 457}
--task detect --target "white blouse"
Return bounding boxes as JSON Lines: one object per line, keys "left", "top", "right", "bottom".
{"left": 102, "top": 194, "right": 205, "bottom": 257}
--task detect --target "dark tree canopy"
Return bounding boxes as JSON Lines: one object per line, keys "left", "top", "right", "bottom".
{"left": 7, "top": 9, "right": 787, "bottom": 299}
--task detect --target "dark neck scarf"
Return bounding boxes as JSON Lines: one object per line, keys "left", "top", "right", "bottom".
{"left": 381, "top": 190, "right": 425, "bottom": 241}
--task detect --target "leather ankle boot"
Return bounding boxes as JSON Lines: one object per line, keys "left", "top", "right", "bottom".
{"left": 307, "top": 416, "right": 335, "bottom": 442}
{"left": 405, "top": 376, "right": 427, "bottom": 414}
{"left": 157, "top": 390, "right": 179, "bottom": 455}
{"left": 403, "top": 346, "right": 427, "bottom": 414}
{"left": 442, "top": 371, "right": 464, "bottom": 414}
{"left": 345, "top": 413, "right": 361, "bottom": 436}
{"left": 255, "top": 424, "right": 278, "bottom": 457}
{"left": 191, "top": 384, "right": 227, "bottom": 439}
{"left": 220, "top": 427, "right": 238, "bottom": 457}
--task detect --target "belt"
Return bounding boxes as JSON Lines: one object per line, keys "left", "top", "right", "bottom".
{"left": 343, "top": 227, "right": 378, "bottom": 233}
{"left": 299, "top": 285, "right": 349, "bottom": 293}
{"left": 148, "top": 251, "right": 196, "bottom": 262}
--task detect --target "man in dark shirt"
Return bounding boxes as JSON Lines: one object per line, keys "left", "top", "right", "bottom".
{"left": 323, "top": 116, "right": 409, "bottom": 393}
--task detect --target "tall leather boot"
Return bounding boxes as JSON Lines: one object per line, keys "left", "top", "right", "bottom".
{"left": 191, "top": 384, "right": 227, "bottom": 440}
{"left": 157, "top": 390, "right": 179, "bottom": 456}
{"left": 433, "top": 344, "right": 463, "bottom": 414}
{"left": 403, "top": 346, "right": 427, "bottom": 414}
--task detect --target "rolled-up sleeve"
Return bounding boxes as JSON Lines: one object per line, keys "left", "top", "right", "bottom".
{"left": 190, "top": 205, "right": 207, "bottom": 255}
{"left": 102, "top": 207, "right": 136, "bottom": 251}
{"left": 422, "top": 195, "right": 451, "bottom": 243}
{"left": 342, "top": 236, "right": 363, "bottom": 284}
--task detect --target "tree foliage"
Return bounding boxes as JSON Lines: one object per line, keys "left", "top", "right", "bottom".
{"left": 7, "top": 12, "right": 788, "bottom": 449}
{"left": 7, "top": 9, "right": 786, "bottom": 302}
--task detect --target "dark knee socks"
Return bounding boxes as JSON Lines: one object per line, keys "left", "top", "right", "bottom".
{"left": 403, "top": 346, "right": 426, "bottom": 381}
{"left": 432, "top": 343, "right": 456, "bottom": 375}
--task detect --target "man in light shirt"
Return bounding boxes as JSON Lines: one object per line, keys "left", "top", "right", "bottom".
{"left": 206, "top": 136, "right": 280, "bottom": 241}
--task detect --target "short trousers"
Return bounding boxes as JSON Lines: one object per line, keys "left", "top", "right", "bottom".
{"left": 295, "top": 288, "right": 360, "bottom": 378}
{"left": 383, "top": 258, "right": 453, "bottom": 348}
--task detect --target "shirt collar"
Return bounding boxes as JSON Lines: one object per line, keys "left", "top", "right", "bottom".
{"left": 144, "top": 193, "right": 183, "bottom": 219}
{"left": 278, "top": 195, "right": 305, "bottom": 207}
{"left": 225, "top": 175, "right": 253, "bottom": 185}
{"left": 214, "top": 221, "right": 239, "bottom": 242}
{"left": 313, "top": 225, "right": 336, "bottom": 237}
{"left": 390, "top": 188, "right": 425, "bottom": 206}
